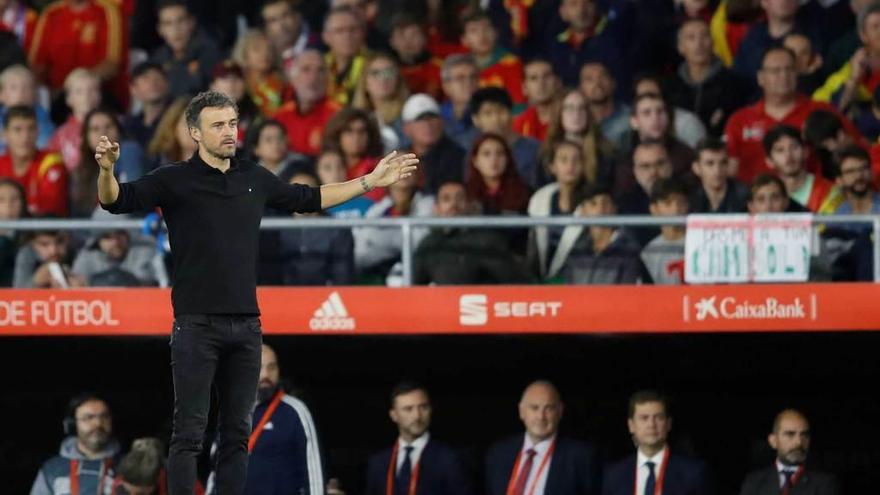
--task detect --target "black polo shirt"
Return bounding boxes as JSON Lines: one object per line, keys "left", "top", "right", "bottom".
{"left": 101, "top": 153, "right": 322, "bottom": 316}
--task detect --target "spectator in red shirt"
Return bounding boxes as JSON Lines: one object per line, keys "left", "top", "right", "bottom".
{"left": 460, "top": 11, "right": 526, "bottom": 106}
{"left": 28, "top": 0, "right": 123, "bottom": 94}
{"left": 322, "top": 107, "right": 386, "bottom": 201}
{"left": 0, "top": 105, "right": 67, "bottom": 216}
{"left": 514, "top": 58, "right": 561, "bottom": 143}
{"left": 274, "top": 49, "right": 340, "bottom": 157}
{"left": 47, "top": 68, "right": 101, "bottom": 174}
{"left": 724, "top": 46, "right": 861, "bottom": 184}
{"left": 389, "top": 13, "right": 443, "bottom": 99}
{"left": 0, "top": 0, "right": 37, "bottom": 52}
{"left": 763, "top": 124, "right": 842, "bottom": 213}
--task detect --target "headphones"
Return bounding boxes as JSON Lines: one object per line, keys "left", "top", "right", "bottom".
{"left": 62, "top": 392, "right": 106, "bottom": 436}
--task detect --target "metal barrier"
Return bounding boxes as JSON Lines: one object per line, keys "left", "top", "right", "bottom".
{"left": 1, "top": 214, "right": 878, "bottom": 285}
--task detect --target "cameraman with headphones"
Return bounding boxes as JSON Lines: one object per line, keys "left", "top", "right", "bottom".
{"left": 30, "top": 393, "right": 122, "bottom": 495}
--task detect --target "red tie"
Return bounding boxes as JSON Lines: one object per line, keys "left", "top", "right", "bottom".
{"left": 512, "top": 448, "right": 538, "bottom": 495}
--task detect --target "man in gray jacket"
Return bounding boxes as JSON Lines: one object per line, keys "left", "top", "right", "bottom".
{"left": 30, "top": 394, "right": 121, "bottom": 495}
{"left": 72, "top": 229, "right": 167, "bottom": 287}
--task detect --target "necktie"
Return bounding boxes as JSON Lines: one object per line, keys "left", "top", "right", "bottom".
{"left": 644, "top": 461, "right": 656, "bottom": 495}
{"left": 395, "top": 446, "right": 414, "bottom": 495}
{"left": 781, "top": 468, "right": 797, "bottom": 495}
{"left": 511, "top": 448, "right": 538, "bottom": 495}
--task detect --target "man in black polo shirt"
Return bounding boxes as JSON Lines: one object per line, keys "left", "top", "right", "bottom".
{"left": 94, "top": 91, "right": 417, "bottom": 495}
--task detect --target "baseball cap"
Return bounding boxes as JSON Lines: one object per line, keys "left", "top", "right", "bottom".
{"left": 401, "top": 93, "right": 441, "bottom": 123}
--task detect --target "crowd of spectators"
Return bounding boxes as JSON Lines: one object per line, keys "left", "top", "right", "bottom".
{"left": 1, "top": 0, "right": 879, "bottom": 287}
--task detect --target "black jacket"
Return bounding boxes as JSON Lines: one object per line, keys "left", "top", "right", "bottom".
{"left": 666, "top": 61, "right": 747, "bottom": 137}
{"left": 485, "top": 435, "right": 600, "bottom": 495}
{"left": 365, "top": 438, "right": 473, "bottom": 495}
{"left": 413, "top": 228, "right": 534, "bottom": 285}
{"left": 739, "top": 466, "right": 839, "bottom": 495}
{"left": 602, "top": 452, "right": 711, "bottom": 495}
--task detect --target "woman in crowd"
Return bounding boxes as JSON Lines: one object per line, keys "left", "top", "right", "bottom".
{"left": 72, "top": 108, "right": 147, "bottom": 218}
{"left": 541, "top": 88, "right": 616, "bottom": 188}
{"left": 322, "top": 107, "right": 387, "bottom": 200}
{"left": 528, "top": 139, "right": 589, "bottom": 281}
{"left": 465, "top": 133, "right": 531, "bottom": 215}
{"left": 147, "top": 98, "right": 198, "bottom": 167}
{"left": 351, "top": 52, "right": 409, "bottom": 145}
{"left": 247, "top": 119, "right": 311, "bottom": 184}
{"left": 232, "top": 30, "right": 288, "bottom": 117}
{"left": 315, "top": 149, "right": 375, "bottom": 218}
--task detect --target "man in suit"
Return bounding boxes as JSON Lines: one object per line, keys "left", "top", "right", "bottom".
{"left": 602, "top": 390, "right": 711, "bottom": 495}
{"left": 739, "top": 409, "right": 839, "bottom": 495}
{"left": 365, "top": 381, "right": 472, "bottom": 495}
{"left": 486, "top": 380, "right": 600, "bottom": 495}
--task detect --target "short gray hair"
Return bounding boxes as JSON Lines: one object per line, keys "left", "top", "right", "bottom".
{"left": 441, "top": 54, "right": 477, "bottom": 82}
{"left": 184, "top": 91, "right": 238, "bottom": 130}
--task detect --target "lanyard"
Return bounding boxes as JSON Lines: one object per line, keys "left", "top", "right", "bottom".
{"left": 69, "top": 458, "right": 111, "bottom": 495}
{"left": 504, "top": 439, "right": 557, "bottom": 495}
{"left": 632, "top": 448, "right": 671, "bottom": 495}
{"left": 248, "top": 390, "right": 284, "bottom": 453}
{"left": 385, "top": 442, "right": 422, "bottom": 495}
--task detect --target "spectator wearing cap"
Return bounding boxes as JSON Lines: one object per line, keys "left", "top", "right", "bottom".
{"left": 641, "top": 179, "right": 688, "bottom": 285}
{"left": 389, "top": 13, "right": 443, "bottom": 99}
{"left": 402, "top": 93, "right": 466, "bottom": 195}
{"left": 439, "top": 54, "right": 479, "bottom": 143}
{"left": 232, "top": 29, "right": 288, "bottom": 117}
{"left": 564, "top": 185, "right": 644, "bottom": 285}
{"left": 149, "top": 0, "right": 222, "bottom": 98}
{"left": 124, "top": 62, "right": 170, "bottom": 152}
{"left": 209, "top": 60, "right": 261, "bottom": 147}
{"left": 323, "top": 6, "right": 369, "bottom": 105}
{"left": 462, "top": 87, "right": 542, "bottom": 188}
{"left": 260, "top": 0, "right": 316, "bottom": 75}
{"left": 275, "top": 49, "right": 341, "bottom": 157}
{"left": 724, "top": 47, "right": 861, "bottom": 184}
{"left": 460, "top": 10, "right": 526, "bottom": 106}
{"left": 72, "top": 227, "right": 166, "bottom": 287}
{"left": 414, "top": 180, "right": 533, "bottom": 284}
{"left": 0, "top": 64, "right": 53, "bottom": 154}
{"left": 545, "top": 0, "right": 633, "bottom": 94}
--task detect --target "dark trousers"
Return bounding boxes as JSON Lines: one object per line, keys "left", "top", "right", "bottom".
{"left": 167, "top": 314, "right": 262, "bottom": 495}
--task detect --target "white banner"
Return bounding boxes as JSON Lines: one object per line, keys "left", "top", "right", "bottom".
{"left": 684, "top": 214, "right": 812, "bottom": 283}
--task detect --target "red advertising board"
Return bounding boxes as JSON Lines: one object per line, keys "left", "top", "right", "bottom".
{"left": 0, "top": 284, "right": 877, "bottom": 336}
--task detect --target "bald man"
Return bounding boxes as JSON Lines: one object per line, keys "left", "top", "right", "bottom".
{"left": 739, "top": 409, "right": 839, "bottom": 495}
{"left": 208, "top": 344, "right": 325, "bottom": 495}
{"left": 485, "top": 380, "right": 600, "bottom": 495}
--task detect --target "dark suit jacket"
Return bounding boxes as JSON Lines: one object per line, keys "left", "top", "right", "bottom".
{"left": 485, "top": 435, "right": 600, "bottom": 495}
{"left": 738, "top": 466, "right": 840, "bottom": 495}
{"left": 601, "top": 452, "right": 711, "bottom": 495}
{"left": 365, "top": 438, "right": 472, "bottom": 495}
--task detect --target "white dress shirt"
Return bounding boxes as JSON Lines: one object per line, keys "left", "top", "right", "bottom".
{"left": 513, "top": 434, "right": 555, "bottom": 495}
{"left": 396, "top": 432, "right": 430, "bottom": 474}
{"left": 635, "top": 447, "right": 668, "bottom": 495}
{"left": 776, "top": 460, "right": 802, "bottom": 488}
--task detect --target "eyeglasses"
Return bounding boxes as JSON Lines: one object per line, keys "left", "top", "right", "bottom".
{"left": 840, "top": 165, "right": 871, "bottom": 176}
{"left": 76, "top": 412, "right": 111, "bottom": 423}
{"left": 367, "top": 67, "right": 398, "bottom": 80}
